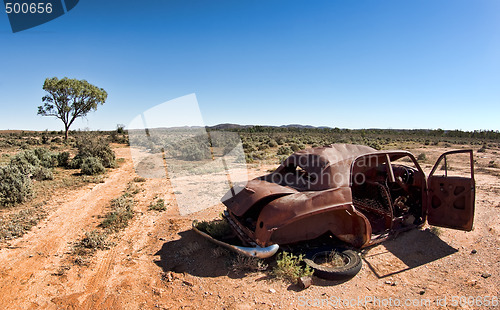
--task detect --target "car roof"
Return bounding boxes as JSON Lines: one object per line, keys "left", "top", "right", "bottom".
{"left": 273, "top": 144, "right": 377, "bottom": 190}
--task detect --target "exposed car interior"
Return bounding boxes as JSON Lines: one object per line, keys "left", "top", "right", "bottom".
{"left": 350, "top": 153, "right": 425, "bottom": 233}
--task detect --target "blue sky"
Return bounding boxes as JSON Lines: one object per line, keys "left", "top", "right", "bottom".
{"left": 1, "top": 0, "right": 499, "bottom": 131}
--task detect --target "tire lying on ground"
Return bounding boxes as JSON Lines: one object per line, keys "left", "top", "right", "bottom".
{"left": 303, "top": 247, "right": 362, "bottom": 280}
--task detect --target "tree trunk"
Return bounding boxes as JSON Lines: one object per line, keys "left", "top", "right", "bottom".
{"left": 64, "top": 125, "right": 69, "bottom": 141}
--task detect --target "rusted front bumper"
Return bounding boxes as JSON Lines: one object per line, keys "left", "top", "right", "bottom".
{"left": 192, "top": 220, "right": 279, "bottom": 258}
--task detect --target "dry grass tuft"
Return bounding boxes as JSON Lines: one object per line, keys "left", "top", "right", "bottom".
{"left": 232, "top": 254, "right": 268, "bottom": 273}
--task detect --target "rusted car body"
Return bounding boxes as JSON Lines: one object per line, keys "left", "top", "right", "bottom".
{"left": 221, "top": 144, "right": 475, "bottom": 250}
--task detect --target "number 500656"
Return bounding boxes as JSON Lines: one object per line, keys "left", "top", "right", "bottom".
{"left": 5, "top": 2, "right": 53, "bottom": 14}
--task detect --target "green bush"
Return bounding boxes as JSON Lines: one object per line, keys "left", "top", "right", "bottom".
{"left": 41, "top": 134, "right": 49, "bottom": 144}
{"left": 80, "top": 157, "right": 106, "bottom": 175}
{"left": 101, "top": 196, "right": 134, "bottom": 232}
{"left": 148, "top": 198, "right": 167, "bottom": 211}
{"left": 34, "top": 148, "right": 58, "bottom": 168}
{"left": 10, "top": 150, "right": 40, "bottom": 175}
{"left": 0, "top": 165, "right": 33, "bottom": 207}
{"left": 290, "top": 143, "right": 305, "bottom": 152}
{"left": 32, "top": 166, "right": 54, "bottom": 181}
{"left": 57, "top": 152, "right": 70, "bottom": 167}
{"left": 51, "top": 137, "right": 62, "bottom": 144}
{"left": 117, "top": 125, "right": 125, "bottom": 134}
{"left": 277, "top": 146, "right": 293, "bottom": 156}
{"left": 72, "top": 136, "right": 116, "bottom": 168}
{"left": 9, "top": 148, "right": 62, "bottom": 175}
{"left": 290, "top": 143, "right": 300, "bottom": 152}
{"left": 417, "top": 153, "right": 426, "bottom": 161}
{"left": 195, "top": 218, "right": 232, "bottom": 240}
{"left": 272, "top": 252, "right": 313, "bottom": 284}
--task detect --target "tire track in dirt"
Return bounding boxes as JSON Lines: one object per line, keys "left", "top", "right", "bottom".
{"left": 53, "top": 177, "right": 180, "bottom": 309}
{"left": 0, "top": 148, "right": 136, "bottom": 309}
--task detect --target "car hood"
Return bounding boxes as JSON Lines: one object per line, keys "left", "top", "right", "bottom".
{"left": 221, "top": 179, "right": 297, "bottom": 217}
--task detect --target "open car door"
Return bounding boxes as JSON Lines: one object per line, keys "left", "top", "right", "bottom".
{"left": 426, "top": 150, "right": 475, "bottom": 231}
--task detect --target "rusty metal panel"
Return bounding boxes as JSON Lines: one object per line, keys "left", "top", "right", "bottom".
{"left": 426, "top": 149, "right": 475, "bottom": 231}
{"left": 427, "top": 176, "right": 475, "bottom": 231}
{"left": 221, "top": 179, "right": 297, "bottom": 217}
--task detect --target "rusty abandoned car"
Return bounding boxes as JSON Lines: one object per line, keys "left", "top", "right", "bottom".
{"left": 193, "top": 144, "right": 475, "bottom": 279}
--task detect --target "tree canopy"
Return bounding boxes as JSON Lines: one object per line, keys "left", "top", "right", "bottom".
{"left": 38, "top": 77, "right": 108, "bottom": 140}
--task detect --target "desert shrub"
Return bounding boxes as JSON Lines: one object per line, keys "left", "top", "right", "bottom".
{"left": 125, "top": 182, "right": 141, "bottom": 196}
{"left": 232, "top": 255, "right": 268, "bottom": 273}
{"left": 34, "top": 148, "right": 58, "bottom": 168}
{"left": 488, "top": 161, "right": 498, "bottom": 168}
{"left": 290, "top": 143, "right": 300, "bottom": 152}
{"left": 0, "top": 165, "right": 33, "bottom": 207}
{"left": 80, "top": 157, "right": 106, "bottom": 175}
{"left": 41, "top": 134, "right": 49, "bottom": 144}
{"left": 440, "top": 162, "right": 452, "bottom": 171}
{"left": 277, "top": 146, "right": 292, "bottom": 156}
{"left": 26, "top": 137, "right": 40, "bottom": 145}
{"left": 257, "top": 143, "right": 269, "bottom": 151}
{"left": 244, "top": 144, "right": 258, "bottom": 153}
{"left": 195, "top": 218, "right": 232, "bottom": 240}
{"left": 148, "top": 198, "right": 167, "bottom": 211}
{"left": 290, "top": 143, "right": 305, "bottom": 152}
{"left": 9, "top": 150, "right": 40, "bottom": 175}
{"left": 268, "top": 139, "right": 278, "bottom": 147}
{"left": 272, "top": 252, "right": 313, "bottom": 284}
{"left": 100, "top": 196, "right": 134, "bottom": 232}
{"left": 366, "top": 140, "right": 381, "bottom": 150}
{"left": 177, "top": 143, "right": 211, "bottom": 161}
{"left": 117, "top": 125, "right": 125, "bottom": 134}
{"left": 57, "top": 152, "right": 70, "bottom": 167}
{"left": 0, "top": 206, "right": 46, "bottom": 240}
{"left": 78, "top": 230, "right": 109, "bottom": 250}
{"left": 72, "top": 136, "right": 116, "bottom": 168}
{"left": 245, "top": 153, "right": 254, "bottom": 163}
{"left": 110, "top": 131, "right": 128, "bottom": 144}
{"left": 275, "top": 136, "right": 285, "bottom": 145}
{"left": 32, "top": 166, "right": 54, "bottom": 181}
{"left": 242, "top": 142, "right": 252, "bottom": 150}
{"left": 417, "top": 153, "right": 427, "bottom": 161}
{"left": 252, "top": 151, "right": 266, "bottom": 160}
{"left": 165, "top": 135, "right": 212, "bottom": 161}
{"left": 323, "top": 250, "right": 346, "bottom": 268}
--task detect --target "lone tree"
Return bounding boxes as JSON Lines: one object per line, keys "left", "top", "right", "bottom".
{"left": 38, "top": 77, "right": 108, "bottom": 140}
